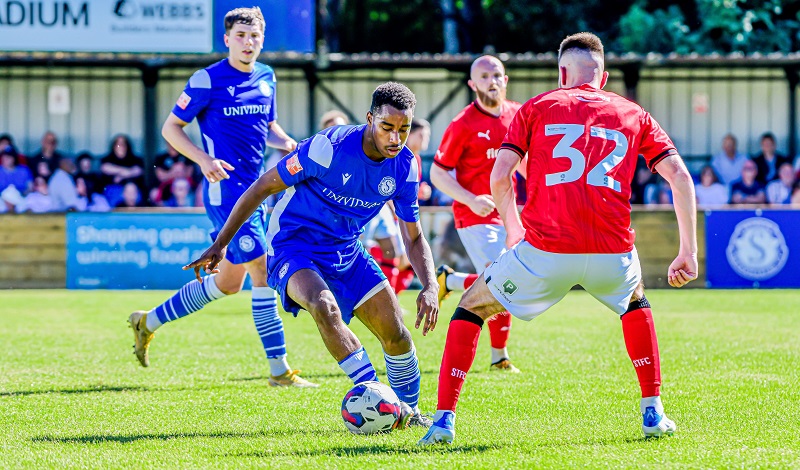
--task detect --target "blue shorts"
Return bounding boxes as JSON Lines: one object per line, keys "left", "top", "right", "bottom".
{"left": 207, "top": 203, "right": 268, "bottom": 265}
{"left": 267, "top": 241, "right": 388, "bottom": 324}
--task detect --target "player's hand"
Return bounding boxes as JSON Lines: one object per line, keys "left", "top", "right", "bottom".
{"left": 200, "top": 157, "right": 234, "bottom": 184}
{"left": 469, "top": 195, "right": 496, "bottom": 217}
{"left": 418, "top": 181, "right": 432, "bottom": 201}
{"left": 415, "top": 285, "right": 439, "bottom": 336}
{"left": 667, "top": 252, "right": 698, "bottom": 288}
{"left": 183, "top": 243, "right": 227, "bottom": 282}
{"left": 285, "top": 139, "right": 298, "bottom": 152}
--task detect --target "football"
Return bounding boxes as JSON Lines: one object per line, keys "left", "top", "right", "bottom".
{"left": 341, "top": 381, "right": 403, "bottom": 434}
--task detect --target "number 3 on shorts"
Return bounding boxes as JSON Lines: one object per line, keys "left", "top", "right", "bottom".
{"left": 544, "top": 124, "right": 628, "bottom": 192}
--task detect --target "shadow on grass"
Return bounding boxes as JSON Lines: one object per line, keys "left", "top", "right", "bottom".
{"left": 32, "top": 428, "right": 333, "bottom": 445}
{"left": 0, "top": 385, "right": 153, "bottom": 397}
{"left": 226, "top": 443, "right": 497, "bottom": 458}
{"left": 231, "top": 369, "right": 439, "bottom": 382}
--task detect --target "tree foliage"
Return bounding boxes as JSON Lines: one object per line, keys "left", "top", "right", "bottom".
{"left": 321, "top": 0, "right": 800, "bottom": 54}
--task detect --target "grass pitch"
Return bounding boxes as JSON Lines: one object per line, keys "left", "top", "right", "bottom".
{"left": 1, "top": 288, "right": 798, "bottom": 469}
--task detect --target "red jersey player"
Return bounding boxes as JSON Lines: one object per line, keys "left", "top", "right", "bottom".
{"left": 431, "top": 55, "right": 523, "bottom": 373}
{"left": 420, "top": 32, "right": 698, "bottom": 445}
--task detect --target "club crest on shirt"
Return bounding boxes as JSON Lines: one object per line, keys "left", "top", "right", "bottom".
{"left": 378, "top": 176, "right": 396, "bottom": 196}
{"left": 239, "top": 235, "right": 255, "bottom": 252}
{"left": 259, "top": 81, "right": 272, "bottom": 97}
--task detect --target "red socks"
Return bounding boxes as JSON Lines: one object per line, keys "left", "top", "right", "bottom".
{"left": 369, "top": 245, "right": 399, "bottom": 290}
{"left": 464, "top": 274, "right": 479, "bottom": 289}
{"left": 437, "top": 309, "right": 483, "bottom": 412}
{"left": 393, "top": 267, "right": 415, "bottom": 293}
{"left": 621, "top": 303, "right": 661, "bottom": 397}
{"left": 487, "top": 312, "right": 512, "bottom": 349}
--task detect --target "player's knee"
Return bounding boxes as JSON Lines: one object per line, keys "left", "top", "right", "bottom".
{"left": 381, "top": 326, "right": 412, "bottom": 354}
{"left": 631, "top": 280, "right": 646, "bottom": 301}
{"left": 214, "top": 280, "right": 242, "bottom": 295}
{"left": 307, "top": 291, "right": 343, "bottom": 326}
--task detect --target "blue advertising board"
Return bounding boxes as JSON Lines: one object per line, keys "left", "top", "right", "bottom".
{"left": 213, "top": 0, "right": 315, "bottom": 53}
{"left": 66, "top": 213, "right": 216, "bottom": 289}
{"left": 705, "top": 210, "right": 799, "bottom": 288}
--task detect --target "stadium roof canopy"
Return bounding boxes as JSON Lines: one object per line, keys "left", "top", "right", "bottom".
{"left": 3, "top": 51, "right": 800, "bottom": 70}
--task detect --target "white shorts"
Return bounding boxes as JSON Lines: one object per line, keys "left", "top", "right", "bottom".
{"left": 484, "top": 241, "right": 641, "bottom": 320}
{"left": 362, "top": 205, "right": 405, "bottom": 256}
{"left": 457, "top": 224, "right": 507, "bottom": 272}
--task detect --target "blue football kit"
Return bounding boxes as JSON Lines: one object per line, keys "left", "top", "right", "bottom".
{"left": 267, "top": 124, "right": 421, "bottom": 322}
{"left": 171, "top": 58, "right": 278, "bottom": 264}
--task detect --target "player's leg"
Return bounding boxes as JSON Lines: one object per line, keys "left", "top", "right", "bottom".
{"left": 128, "top": 257, "right": 245, "bottom": 367}
{"left": 242, "top": 256, "right": 316, "bottom": 388}
{"left": 450, "top": 224, "right": 518, "bottom": 372}
{"left": 282, "top": 267, "right": 378, "bottom": 385}
{"left": 582, "top": 248, "right": 675, "bottom": 438}
{"left": 352, "top": 286, "right": 427, "bottom": 425}
{"left": 420, "top": 242, "right": 577, "bottom": 445}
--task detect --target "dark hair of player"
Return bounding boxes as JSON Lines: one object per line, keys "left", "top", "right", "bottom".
{"left": 370, "top": 82, "right": 417, "bottom": 115}
{"left": 410, "top": 118, "right": 430, "bottom": 132}
{"left": 558, "top": 32, "right": 604, "bottom": 60}
{"left": 224, "top": 7, "right": 265, "bottom": 34}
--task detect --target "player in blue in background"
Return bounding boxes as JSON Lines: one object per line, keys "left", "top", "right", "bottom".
{"left": 186, "top": 82, "right": 440, "bottom": 427}
{"left": 128, "top": 7, "right": 316, "bottom": 388}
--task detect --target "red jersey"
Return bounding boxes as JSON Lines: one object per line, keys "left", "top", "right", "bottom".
{"left": 501, "top": 84, "right": 677, "bottom": 254}
{"left": 434, "top": 100, "right": 522, "bottom": 228}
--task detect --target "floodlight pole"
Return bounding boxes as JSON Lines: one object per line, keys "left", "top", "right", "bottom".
{"left": 785, "top": 66, "right": 799, "bottom": 159}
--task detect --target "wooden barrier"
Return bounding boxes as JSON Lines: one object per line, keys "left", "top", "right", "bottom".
{"left": 0, "top": 208, "right": 705, "bottom": 289}
{"left": 0, "top": 214, "right": 66, "bottom": 289}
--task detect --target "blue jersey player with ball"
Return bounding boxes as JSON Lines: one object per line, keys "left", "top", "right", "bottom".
{"left": 128, "top": 7, "right": 316, "bottom": 388}
{"left": 186, "top": 82, "right": 440, "bottom": 427}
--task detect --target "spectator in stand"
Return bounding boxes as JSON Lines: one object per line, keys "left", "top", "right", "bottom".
{"left": 151, "top": 141, "right": 199, "bottom": 205}
{"left": 0, "top": 185, "right": 24, "bottom": 213}
{"left": 630, "top": 157, "right": 658, "bottom": 204}
{"left": 116, "top": 181, "right": 146, "bottom": 208}
{"left": 18, "top": 176, "right": 54, "bottom": 213}
{"left": 766, "top": 162, "right": 796, "bottom": 205}
{"left": 75, "top": 152, "right": 103, "bottom": 192}
{"left": 712, "top": 133, "right": 749, "bottom": 186}
{"left": 28, "top": 131, "right": 67, "bottom": 179}
{"left": 0, "top": 145, "right": 32, "bottom": 195}
{"left": 0, "top": 134, "right": 27, "bottom": 166}
{"left": 319, "top": 109, "right": 349, "bottom": 130}
{"left": 75, "top": 175, "right": 111, "bottom": 212}
{"left": 48, "top": 159, "right": 80, "bottom": 212}
{"left": 163, "top": 177, "right": 194, "bottom": 208}
{"left": 730, "top": 159, "right": 766, "bottom": 205}
{"left": 101, "top": 134, "right": 144, "bottom": 205}
{"left": 752, "top": 132, "right": 792, "bottom": 185}
{"left": 407, "top": 118, "right": 433, "bottom": 205}
{"left": 695, "top": 165, "right": 729, "bottom": 208}
{"left": 791, "top": 183, "right": 800, "bottom": 207}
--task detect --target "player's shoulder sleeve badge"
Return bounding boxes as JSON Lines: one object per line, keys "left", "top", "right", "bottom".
{"left": 176, "top": 92, "right": 192, "bottom": 110}
{"left": 286, "top": 155, "right": 303, "bottom": 175}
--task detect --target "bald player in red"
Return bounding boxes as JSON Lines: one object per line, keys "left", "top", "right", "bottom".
{"left": 431, "top": 55, "right": 523, "bottom": 373}
{"left": 420, "top": 32, "right": 698, "bottom": 445}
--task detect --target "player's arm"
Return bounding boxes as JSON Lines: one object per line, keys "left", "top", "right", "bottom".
{"left": 430, "top": 165, "right": 495, "bottom": 217}
{"left": 490, "top": 148, "right": 525, "bottom": 248}
{"left": 184, "top": 167, "right": 289, "bottom": 280}
{"left": 399, "top": 220, "right": 439, "bottom": 336}
{"left": 655, "top": 154, "right": 698, "bottom": 288}
{"left": 162, "top": 113, "right": 234, "bottom": 184}
{"left": 267, "top": 121, "right": 298, "bottom": 153}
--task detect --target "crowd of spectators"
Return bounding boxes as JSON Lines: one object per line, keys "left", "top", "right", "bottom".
{"left": 631, "top": 132, "right": 800, "bottom": 208}
{"left": 2, "top": 128, "right": 800, "bottom": 214}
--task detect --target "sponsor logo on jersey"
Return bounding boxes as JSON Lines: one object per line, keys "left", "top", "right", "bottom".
{"left": 451, "top": 368, "right": 467, "bottom": 379}
{"left": 342, "top": 173, "right": 352, "bottom": 185}
{"left": 478, "top": 129, "right": 491, "bottom": 140}
{"left": 502, "top": 279, "right": 518, "bottom": 295}
{"left": 239, "top": 235, "right": 255, "bottom": 252}
{"left": 435, "top": 149, "right": 445, "bottom": 160}
{"left": 286, "top": 155, "right": 303, "bottom": 175}
{"left": 223, "top": 104, "right": 270, "bottom": 117}
{"left": 259, "top": 80, "right": 272, "bottom": 97}
{"left": 378, "top": 176, "right": 396, "bottom": 196}
{"left": 227, "top": 86, "right": 235, "bottom": 96}
{"left": 279, "top": 262, "right": 290, "bottom": 279}
{"left": 320, "top": 187, "right": 382, "bottom": 209}
{"left": 176, "top": 92, "right": 191, "bottom": 110}
{"left": 726, "top": 217, "right": 789, "bottom": 281}
{"left": 486, "top": 148, "right": 498, "bottom": 159}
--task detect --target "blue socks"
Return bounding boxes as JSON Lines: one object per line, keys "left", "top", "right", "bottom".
{"left": 385, "top": 347, "right": 422, "bottom": 409}
{"left": 147, "top": 274, "right": 225, "bottom": 331}
{"left": 338, "top": 346, "right": 378, "bottom": 384}
{"left": 252, "top": 287, "right": 290, "bottom": 376}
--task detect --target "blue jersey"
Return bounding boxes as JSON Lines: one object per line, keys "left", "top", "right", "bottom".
{"left": 171, "top": 59, "right": 278, "bottom": 207}
{"left": 269, "top": 125, "right": 420, "bottom": 254}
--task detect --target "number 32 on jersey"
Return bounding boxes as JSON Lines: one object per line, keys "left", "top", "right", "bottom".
{"left": 545, "top": 124, "right": 628, "bottom": 192}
